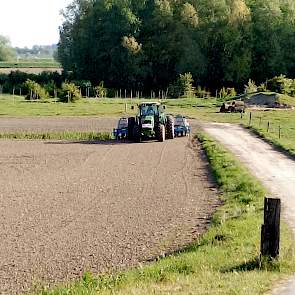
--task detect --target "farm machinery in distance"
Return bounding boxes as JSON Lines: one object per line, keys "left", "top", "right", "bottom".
{"left": 113, "top": 102, "right": 190, "bottom": 142}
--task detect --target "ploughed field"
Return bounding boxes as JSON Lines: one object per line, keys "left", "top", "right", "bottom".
{"left": 0, "top": 118, "right": 218, "bottom": 294}
{"left": 0, "top": 117, "right": 118, "bottom": 133}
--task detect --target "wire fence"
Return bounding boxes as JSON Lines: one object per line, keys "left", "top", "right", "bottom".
{"left": 241, "top": 111, "right": 295, "bottom": 142}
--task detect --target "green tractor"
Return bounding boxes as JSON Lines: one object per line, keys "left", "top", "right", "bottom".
{"left": 128, "top": 102, "right": 174, "bottom": 142}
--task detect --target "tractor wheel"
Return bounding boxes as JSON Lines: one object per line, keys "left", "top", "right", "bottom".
{"left": 156, "top": 124, "right": 165, "bottom": 142}
{"left": 133, "top": 125, "right": 141, "bottom": 142}
{"left": 165, "top": 115, "right": 175, "bottom": 139}
{"left": 128, "top": 117, "right": 136, "bottom": 140}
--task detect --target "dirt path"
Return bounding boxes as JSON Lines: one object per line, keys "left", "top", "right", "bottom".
{"left": 202, "top": 123, "right": 295, "bottom": 295}
{"left": 0, "top": 137, "right": 218, "bottom": 294}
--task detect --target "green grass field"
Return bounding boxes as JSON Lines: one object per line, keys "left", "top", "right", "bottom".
{"left": 0, "top": 61, "right": 61, "bottom": 68}
{"left": 36, "top": 133, "right": 295, "bottom": 295}
{"left": 0, "top": 94, "right": 294, "bottom": 155}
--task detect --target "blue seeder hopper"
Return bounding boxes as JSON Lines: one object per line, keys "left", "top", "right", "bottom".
{"left": 174, "top": 115, "right": 191, "bottom": 137}
{"left": 113, "top": 117, "right": 129, "bottom": 139}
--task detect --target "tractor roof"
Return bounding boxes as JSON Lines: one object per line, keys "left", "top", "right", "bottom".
{"left": 139, "top": 102, "right": 161, "bottom": 106}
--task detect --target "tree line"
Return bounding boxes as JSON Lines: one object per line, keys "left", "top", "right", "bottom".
{"left": 57, "top": 0, "right": 295, "bottom": 92}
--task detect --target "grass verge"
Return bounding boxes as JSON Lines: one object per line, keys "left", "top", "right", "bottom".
{"left": 0, "top": 131, "right": 112, "bottom": 141}
{"left": 35, "top": 133, "right": 295, "bottom": 295}
{"left": 248, "top": 126, "right": 295, "bottom": 158}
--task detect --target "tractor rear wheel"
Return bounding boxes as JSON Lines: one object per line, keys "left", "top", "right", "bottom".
{"left": 166, "top": 115, "right": 174, "bottom": 139}
{"left": 133, "top": 125, "right": 141, "bottom": 142}
{"left": 128, "top": 117, "right": 136, "bottom": 140}
{"left": 156, "top": 124, "right": 165, "bottom": 142}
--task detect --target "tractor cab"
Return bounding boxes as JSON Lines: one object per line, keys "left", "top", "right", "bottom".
{"left": 138, "top": 102, "right": 162, "bottom": 116}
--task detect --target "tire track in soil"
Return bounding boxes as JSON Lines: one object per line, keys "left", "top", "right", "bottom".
{"left": 0, "top": 135, "right": 219, "bottom": 295}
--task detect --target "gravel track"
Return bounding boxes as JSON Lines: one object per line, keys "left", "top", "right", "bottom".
{"left": 0, "top": 135, "right": 218, "bottom": 294}
{"left": 202, "top": 122, "right": 295, "bottom": 295}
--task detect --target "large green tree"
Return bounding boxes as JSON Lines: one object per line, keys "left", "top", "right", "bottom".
{"left": 58, "top": 0, "right": 295, "bottom": 91}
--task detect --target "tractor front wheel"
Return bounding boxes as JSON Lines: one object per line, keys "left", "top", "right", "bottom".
{"left": 133, "top": 125, "right": 141, "bottom": 142}
{"left": 166, "top": 115, "right": 175, "bottom": 139}
{"left": 128, "top": 117, "right": 136, "bottom": 140}
{"left": 157, "top": 124, "right": 165, "bottom": 142}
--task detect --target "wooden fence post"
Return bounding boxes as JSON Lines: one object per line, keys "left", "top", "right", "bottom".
{"left": 267, "top": 122, "right": 270, "bottom": 133}
{"left": 249, "top": 112, "right": 252, "bottom": 126}
{"left": 13, "top": 87, "right": 15, "bottom": 104}
{"left": 261, "top": 198, "right": 281, "bottom": 258}
{"left": 279, "top": 125, "right": 281, "bottom": 139}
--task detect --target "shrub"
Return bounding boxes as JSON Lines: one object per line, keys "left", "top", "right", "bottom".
{"left": 218, "top": 87, "right": 236, "bottom": 99}
{"left": 94, "top": 81, "right": 107, "bottom": 98}
{"left": 195, "top": 86, "right": 211, "bottom": 98}
{"left": 257, "top": 83, "right": 267, "bottom": 92}
{"left": 24, "top": 79, "right": 49, "bottom": 100}
{"left": 168, "top": 72, "right": 195, "bottom": 98}
{"left": 180, "top": 72, "right": 195, "bottom": 98}
{"left": 59, "top": 82, "right": 81, "bottom": 103}
{"left": 267, "top": 75, "right": 294, "bottom": 96}
{"left": 244, "top": 79, "right": 257, "bottom": 94}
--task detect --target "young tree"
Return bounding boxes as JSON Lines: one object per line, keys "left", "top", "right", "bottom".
{"left": 0, "top": 35, "right": 16, "bottom": 61}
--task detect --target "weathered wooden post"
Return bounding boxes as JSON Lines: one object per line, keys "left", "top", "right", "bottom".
{"left": 13, "top": 87, "right": 15, "bottom": 104}
{"left": 261, "top": 198, "right": 281, "bottom": 258}
{"left": 279, "top": 125, "right": 281, "bottom": 139}
{"left": 267, "top": 122, "right": 270, "bottom": 133}
{"left": 249, "top": 112, "right": 252, "bottom": 126}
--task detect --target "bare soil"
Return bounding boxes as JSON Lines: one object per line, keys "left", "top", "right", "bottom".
{"left": 0, "top": 117, "right": 118, "bottom": 133}
{"left": 0, "top": 136, "right": 218, "bottom": 294}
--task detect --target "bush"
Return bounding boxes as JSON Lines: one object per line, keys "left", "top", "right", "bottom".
{"left": 94, "top": 81, "right": 107, "bottom": 98}
{"left": 59, "top": 82, "right": 81, "bottom": 103}
{"left": 168, "top": 72, "right": 195, "bottom": 98}
{"left": 244, "top": 79, "right": 257, "bottom": 94}
{"left": 267, "top": 75, "right": 295, "bottom": 96}
{"left": 24, "top": 79, "right": 49, "bottom": 100}
{"left": 195, "top": 86, "right": 211, "bottom": 98}
{"left": 218, "top": 87, "right": 236, "bottom": 99}
{"left": 257, "top": 83, "right": 267, "bottom": 92}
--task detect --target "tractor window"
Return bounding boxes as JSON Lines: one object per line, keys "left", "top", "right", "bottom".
{"left": 140, "top": 105, "right": 158, "bottom": 116}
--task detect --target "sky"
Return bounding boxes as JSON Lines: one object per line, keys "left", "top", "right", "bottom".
{"left": 0, "top": 0, "right": 73, "bottom": 48}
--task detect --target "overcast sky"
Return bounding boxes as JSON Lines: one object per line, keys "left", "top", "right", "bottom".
{"left": 0, "top": 0, "right": 73, "bottom": 48}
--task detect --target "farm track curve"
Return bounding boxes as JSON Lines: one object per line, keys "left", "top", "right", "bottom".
{"left": 0, "top": 118, "right": 219, "bottom": 294}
